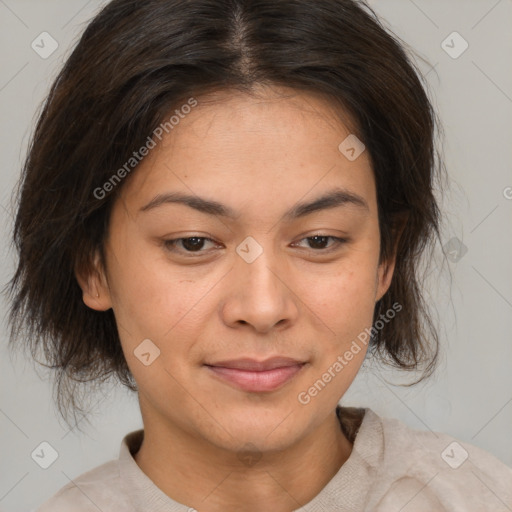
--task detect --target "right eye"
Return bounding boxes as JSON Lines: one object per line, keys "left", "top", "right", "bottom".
{"left": 162, "top": 236, "right": 221, "bottom": 256}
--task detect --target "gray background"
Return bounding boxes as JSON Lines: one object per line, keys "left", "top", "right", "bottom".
{"left": 1, "top": 0, "right": 511, "bottom": 510}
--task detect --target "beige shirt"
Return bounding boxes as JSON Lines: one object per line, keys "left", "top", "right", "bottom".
{"left": 36, "top": 407, "right": 512, "bottom": 511}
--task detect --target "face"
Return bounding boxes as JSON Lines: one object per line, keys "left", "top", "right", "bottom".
{"left": 80, "top": 85, "right": 395, "bottom": 454}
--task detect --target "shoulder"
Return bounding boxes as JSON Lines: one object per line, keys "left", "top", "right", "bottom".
{"left": 36, "top": 430, "right": 143, "bottom": 512}
{"left": 361, "top": 409, "right": 512, "bottom": 511}
{"left": 36, "top": 457, "right": 133, "bottom": 512}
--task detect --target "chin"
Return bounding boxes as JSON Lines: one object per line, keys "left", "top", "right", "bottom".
{"left": 195, "top": 403, "right": 316, "bottom": 454}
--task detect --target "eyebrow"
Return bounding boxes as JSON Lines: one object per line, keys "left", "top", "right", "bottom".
{"left": 139, "top": 187, "right": 369, "bottom": 221}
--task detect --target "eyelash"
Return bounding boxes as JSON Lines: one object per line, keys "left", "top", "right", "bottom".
{"left": 162, "top": 235, "right": 348, "bottom": 256}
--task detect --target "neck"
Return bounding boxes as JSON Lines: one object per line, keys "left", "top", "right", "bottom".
{"left": 134, "top": 408, "right": 354, "bottom": 512}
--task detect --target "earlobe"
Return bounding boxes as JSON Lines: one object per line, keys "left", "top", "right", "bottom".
{"left": 74, "top": 250, "right": 112, "bottom": 311}
{"left": 376, "top": 257, "right": 396, "bottom": 302}
{"left": 376, "top": 212, "right": 408, "bottom": 302}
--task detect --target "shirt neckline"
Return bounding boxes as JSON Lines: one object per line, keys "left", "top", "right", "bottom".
{"left": 118, "top": 406, "right": 384, "bottom": 511}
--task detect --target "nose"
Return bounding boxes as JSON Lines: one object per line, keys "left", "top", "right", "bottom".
{"left": 220, "top": 243, "right": 299, "bottom": 333}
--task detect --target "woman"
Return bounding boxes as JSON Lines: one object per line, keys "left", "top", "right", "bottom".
{"left": 6, "top": 0, "right": 512, "bottom": 510}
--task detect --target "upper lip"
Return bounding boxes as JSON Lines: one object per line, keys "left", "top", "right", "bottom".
{"left": 206, "top": 357, "right": 306, "bottom": 371}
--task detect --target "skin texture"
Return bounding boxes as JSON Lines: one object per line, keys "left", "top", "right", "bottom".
{"left": 76, "top": 84, "right": 398, "bottom": 511}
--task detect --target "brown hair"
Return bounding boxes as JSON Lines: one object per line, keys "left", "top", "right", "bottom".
{"left": 4, "top": 0, "right": 446, "bottom": 428}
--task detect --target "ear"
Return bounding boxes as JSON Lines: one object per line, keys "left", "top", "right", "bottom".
{"left": 375, "top": 212, "right": 408, "bottom": 302}
{"left": 75, "top": 249, "right": 112, "bottom": 311}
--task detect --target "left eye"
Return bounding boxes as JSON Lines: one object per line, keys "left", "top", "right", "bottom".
{"left": 292, "top": 235, "right": 347, "bottom": 252}
{"left": 163, "top": 235, "right": 346, "bottom": 255}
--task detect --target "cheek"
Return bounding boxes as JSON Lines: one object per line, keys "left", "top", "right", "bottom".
{"left": 105, "top": 239, "right": 203, "bottom": 345}
{"left": 301, "top": 259, "right": 379, "bottom": 342}
{"left": 107, "top": 252, "right": 207, "bottom": 393}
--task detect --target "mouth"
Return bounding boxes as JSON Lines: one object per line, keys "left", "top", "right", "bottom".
{"left": 204, "top": 357, "right": 307, "bottom": 393}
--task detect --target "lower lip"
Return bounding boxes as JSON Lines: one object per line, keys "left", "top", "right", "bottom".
{"left": 206, "top": 364, "right": 306, "bottom": 392}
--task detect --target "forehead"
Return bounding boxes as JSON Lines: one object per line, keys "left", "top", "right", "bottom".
{"left": 117, "top": 85, "right": 376, "bottom": 220}
{"left": 158, "top": 85, "right": 361, "bottom": 155}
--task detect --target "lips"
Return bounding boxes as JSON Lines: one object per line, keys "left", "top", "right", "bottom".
{"left": 205, "top": 357, "right": 307, "bottom": 393}
{"left": 207, "top": 357, "right": 304, "bottom": 371}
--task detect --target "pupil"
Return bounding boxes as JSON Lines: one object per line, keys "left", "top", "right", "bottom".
{"left": 310, "top": 236, "right": 328, "bottom": 249}
{"left": 183, "top": 237, "right": 204, "bottom": 251}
